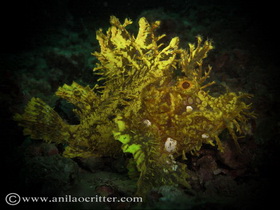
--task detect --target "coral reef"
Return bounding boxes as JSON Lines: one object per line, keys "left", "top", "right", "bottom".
{"left": 14, "top": 16, "right": 255, "bottom": 197}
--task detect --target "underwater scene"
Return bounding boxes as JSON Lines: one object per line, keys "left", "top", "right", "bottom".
{"left": 1, "top": 0, "right": 279, "bottom": 209}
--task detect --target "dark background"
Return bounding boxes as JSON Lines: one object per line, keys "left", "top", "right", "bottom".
{"left": 1, "top": 0, "right": 279, "bottom": 208}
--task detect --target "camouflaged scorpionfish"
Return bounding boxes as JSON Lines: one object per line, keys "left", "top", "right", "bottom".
{"left": 15, "top": 16, "right": 255, "bottom": 196}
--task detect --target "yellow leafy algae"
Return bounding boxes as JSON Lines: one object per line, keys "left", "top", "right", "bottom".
{"left": 14, "top": 16, "right": 255, "bottom": 196}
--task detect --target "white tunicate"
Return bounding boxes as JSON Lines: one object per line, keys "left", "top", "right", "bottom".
{"left": 143, "top": 119, "right": 152, "bottom": 127}
{"left": 165, "top": 137, "right": 177, "bottom": 153}
{"left": 202, "top": 133, "right": 209, "bottom": 139}
{"left": 186, "top": 105, "right": 193, "bottom": 113}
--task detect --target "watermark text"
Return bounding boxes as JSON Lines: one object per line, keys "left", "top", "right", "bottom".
{"left": 5, "top": 193, "right": 142, "bottom": 206}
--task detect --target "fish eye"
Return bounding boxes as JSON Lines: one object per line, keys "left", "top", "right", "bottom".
{"left": 182, "top": 81, "right": 190, "bottom": 89}
{"left": 178, "top": 80, "right": 191, "bottom": 89}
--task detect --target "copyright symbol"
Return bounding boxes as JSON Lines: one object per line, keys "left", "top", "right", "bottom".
{"left": 5, "top": 193, "right": 21, "bottom": 206}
